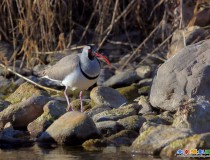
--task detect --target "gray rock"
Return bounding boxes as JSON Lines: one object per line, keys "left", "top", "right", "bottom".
{"left": 97, "top": 68, "right": 115, "bottom": 86}
{"left": 90, "top": 86, "right": 127, "bottom": 108}
{"left": 132, "top": 125, "right": 192, "bottom": 155}
{"left": 0, "top": 100, "right": 10, "bottom": 112}
{"left": 82, "top": 139, "right": 113, "bottom": 151}
{"left": 172, "top": 99, "right": 210, "bottom": 134}
{"left": 96, "top": 121, "right": 124, "bottom": 137}
{"left": 139, "top": 121, "right": 160, "bottom": 133}
{"left": 0, "top": 76, "right": 11, "bottom": 94}
{"left": 5, "top": 82, "right": 49, "bottom": 104}
{"left": 0, "top": 95, "right": 51, "bottom": 128}
{"left": 117, "top": 115, "right": 146, "bottom": 131}
{"left": 107, "top": 130, "right": 139, "bottom": 147}
{"left": 92, "top": 104, "right": 138, "bottom": 122}
{"left": 135, "top": 65, "right": 151, "bottom": 79}
{"left": 86, "top": 104, "right": 112, "bottom": 118}
{"left": 103, "top": 70, "right": 139, "bottom": 88}
{"left": 0, "top": 122, "right": 32, "bottom": 146}
{"left": 138, "top": 78, "right": 153, "bottom": 87}
{"left": 38, "top": 111, "right": 100, "bottom": 145}
{"left": 143, "top": 113, "right": 172, "bottom": 126}
{"left": 118, "top": 54, "right": 131, "bottom": 65}
{"left": 150, "top": 39, "right": 210, "bottom": 111}
{"left": 27, "top": 100, "right": 66, "bottom": 137}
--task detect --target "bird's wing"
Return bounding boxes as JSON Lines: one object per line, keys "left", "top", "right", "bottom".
{"left": 44, "top": 54, "right": 80, "bottom": 81}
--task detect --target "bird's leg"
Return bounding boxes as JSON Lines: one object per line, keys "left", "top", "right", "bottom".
{"left": 64, "top": 86, "right": 72, "bottom": 111}
{"left": 79, "top": 91, "right": 83, "bottom": 112}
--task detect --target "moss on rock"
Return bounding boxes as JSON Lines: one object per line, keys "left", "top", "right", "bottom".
{"left": 5, "top": 82, "right": 49, "bottom": 104}
{"left": 116, "top": 84, "right": 139, "bottom": 102}
{"left": 70, "top": 99, "right": 91, "bottom": 111}
{"left": 138, "top": 86, "right": 151, "bottom": 95}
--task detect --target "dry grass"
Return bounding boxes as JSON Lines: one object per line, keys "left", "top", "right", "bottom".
{"left": 1, "top": 0, "right": 207, "bottom": 69}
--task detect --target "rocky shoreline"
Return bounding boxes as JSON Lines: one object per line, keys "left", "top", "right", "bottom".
{"left": 1, "top": 39, "right": 210, "bottom": 159}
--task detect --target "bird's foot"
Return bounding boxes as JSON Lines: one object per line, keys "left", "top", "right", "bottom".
{"left": 79, "top": 91, "right": 83, "bottom": 112}
{"left": 66, "top": 105, "right": 73, "bottom": 112}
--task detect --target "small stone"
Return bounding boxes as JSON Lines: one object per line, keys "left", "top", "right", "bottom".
{"left": 138, "top": 96, "right": 152, "bottom": 115}
{"left": 138, "top": 78, "right": 152, "bottom": 87}
{"left": 86, "top": 104, "right": 112, "bottom": 118}
{"left": 92, "top": 105, "right": 137, "bottom": 122}
{"left": 103, "top": 70, "right": 139, "bottom": 88}
{"left": 96, "top": 121, "right": 124, "bottom": 137}
{"left": 0, "top": 76, "right": 13, "bottom": 94}
{"left": 90, "top": 86, "right": 127, "bottom": 108}
{"left": 143, "top": 114, "right": 172, "bottom": 126}
{"left": 135, "top": 65, "right": 151, "bottom": 79}
{"left": 70, "top": 99, "right": 91, "bottom": 112}
{"left": 116, "top": 84, "right": 139, "bottom": 102}
{"left": 107, "top": 130, "right": 139, "bottom": 147}
{"left": 117, "top": 115, "right": 146, "bottom": 131}
{"left": 97, "top": 68, "right": 115, "bottom": 86}
{"left": 38, "top": 111, "right": 101, "bottom": 145}
{"left": 82, "top": 139, "right": 112, "bottom": 151}
{"left": 138, "top": 86, "right": 150, "bottom": 95}
{"left": 0, "top": 100, "right": 11, "bottom": 112}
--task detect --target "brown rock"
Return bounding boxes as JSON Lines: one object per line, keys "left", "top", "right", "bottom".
{"left": 6, "top": 82, "right": 48, "bottom": 104}
{"left": 27, "top": 100, "right": 66, "bottom": 137}
{"left": 132, "top": 125, "right": 192, "bottom": 155}
{"left": 90, "top": 86, "right": 127, "bottom": 108}
{"left": 38, "top": 111, "right": 100, "bottom": 145}
{"left": 0, "top": 95, "right": 51, "bottom": 128}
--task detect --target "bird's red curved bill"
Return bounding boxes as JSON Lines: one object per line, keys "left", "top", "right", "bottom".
{"left": 95, "top": 53, "right": 111, "bottom": 66}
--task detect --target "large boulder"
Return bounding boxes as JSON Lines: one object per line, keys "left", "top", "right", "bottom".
{"left": 38, "top": 111, "right": 100, "bottom": 145}
{"left": 150, "top": 39, "right": 210, "bottom": 111}
{"left": 132, "top": 125, "right": 192, "bottom": 155}
{"left": 160, "top": 133, "right": 210, "bottom": 158}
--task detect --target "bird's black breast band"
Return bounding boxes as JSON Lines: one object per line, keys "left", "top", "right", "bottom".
{"left": 79, "top": 61, "right": 99, "bottom": 80}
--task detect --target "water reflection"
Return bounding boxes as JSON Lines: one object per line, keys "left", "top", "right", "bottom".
{"left": 0, "top": 143, "right": 158, "bottom": 160}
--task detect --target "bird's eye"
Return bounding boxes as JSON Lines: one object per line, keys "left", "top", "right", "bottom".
{"left": 88, "top": 48, "right": 94, "bottom": 60}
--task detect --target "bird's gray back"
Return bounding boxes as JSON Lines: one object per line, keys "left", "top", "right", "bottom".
{"left": 44, "top": 54, "right": 80, "bottom": 81}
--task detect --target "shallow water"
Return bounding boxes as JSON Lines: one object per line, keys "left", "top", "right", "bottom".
{"left": 0, "top": 144, "right": 159, "bottom": 160}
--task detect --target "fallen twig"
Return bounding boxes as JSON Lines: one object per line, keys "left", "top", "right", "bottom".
{"left": 0, "top": 63, "right": 62, "bottom": 93}
{"left": 32, "top": 44, "right": 94, "bottom": 55}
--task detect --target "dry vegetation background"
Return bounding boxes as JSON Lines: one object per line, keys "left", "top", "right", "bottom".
{"left": 0, "top": 0, "right": 210, "bottom": 71}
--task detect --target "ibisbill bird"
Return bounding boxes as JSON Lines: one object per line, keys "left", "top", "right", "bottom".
{"left": 42, "top": 45, "right": 111, "bottom": 112}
